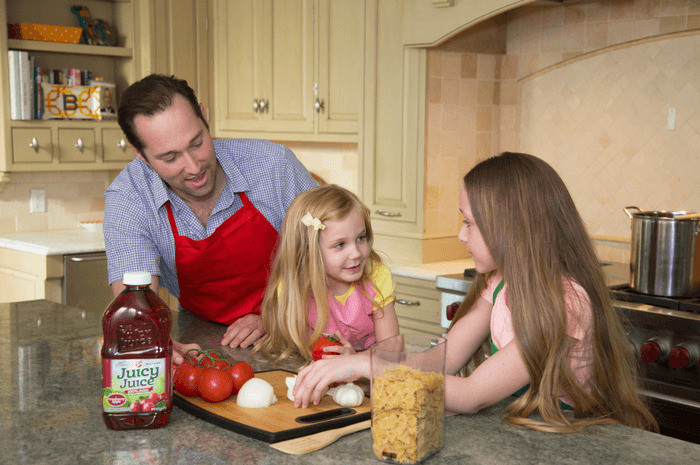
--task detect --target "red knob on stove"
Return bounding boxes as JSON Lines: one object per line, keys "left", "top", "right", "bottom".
{"left": 446, "top": 302, "right": 460, "bottom": 321}
{"left": 640, "top": 341, "right": 661, "bottom": 363}
{"left": 668, "top": 343, "right": 700, "bottom": 369}
{"left": 669, "top": 346, "right": 690, "bottom": 369}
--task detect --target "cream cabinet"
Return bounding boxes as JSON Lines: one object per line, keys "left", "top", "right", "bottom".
{"left": 211, "top": 0, "right": 366, "bottom": 142}
{"left": 362, "top": 0, "right": 427, "bottom": 262}
{"left": 394, "top": 275, "right": 443, "bottom": 338}
{"left": 0, "top": 0, "right": 151, "bottom": 189}
{"left": 151, "top": 0, "right": 209, "bottom": 116}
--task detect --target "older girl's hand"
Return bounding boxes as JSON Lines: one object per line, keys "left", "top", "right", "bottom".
{"left": 293, "top": 353, "right": 371, "bottom": 408}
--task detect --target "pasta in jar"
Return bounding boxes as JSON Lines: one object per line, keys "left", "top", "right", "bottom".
{"left": 371, "top": 365, "right": 445, "bottom": 464}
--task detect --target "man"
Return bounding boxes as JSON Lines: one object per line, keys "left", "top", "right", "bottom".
{"left": 104, "top": 74, "right": 316, "bottom": 360}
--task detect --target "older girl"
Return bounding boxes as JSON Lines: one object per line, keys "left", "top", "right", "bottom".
{"left": 293, "top": 153, "right": 657, "bottom": 433}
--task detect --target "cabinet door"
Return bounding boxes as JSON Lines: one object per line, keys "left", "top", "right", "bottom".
{"left": 58, "top": 128, "right": 96, "bottom": 163}
{"left": 316, "top": 0, "right": 365, "bottom": 135}
{"left": 11, "top": 128, "right": 52, "bottom": 163}
{"left": 362, "top": 0, "right": 424, "bottom": 234}
{"left": 213, "top": 0, "right": 313, "bottom": 134}
{"left": 102, "top": 128, "right": 131, "bottom": 162}
{"left": 152, "top": 0, "right": 209, "bottom": 114}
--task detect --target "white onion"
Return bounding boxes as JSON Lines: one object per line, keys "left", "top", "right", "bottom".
{"left": 285, "top": 376, "right": 296, "bottom": 402}
{"left": 236, "top": 378, "right": 278, "bottom": 408}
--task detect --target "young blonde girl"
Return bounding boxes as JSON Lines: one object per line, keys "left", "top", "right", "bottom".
{"left": 292, "top": 153, "right": 657, "bottom": 434}
{"left": 255, "top": 184, "right": 399, "bottom": 366}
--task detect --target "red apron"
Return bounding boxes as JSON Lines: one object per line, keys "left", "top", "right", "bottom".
{"left": 165, "top": 192, "right": 278, "bottom": 325}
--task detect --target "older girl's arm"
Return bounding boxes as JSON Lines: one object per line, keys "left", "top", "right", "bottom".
{"left": 445, "top": 340, "right": 530, "bottom": 413}
{"left": 444, "top": 295, "right": 492, "bottom": 374}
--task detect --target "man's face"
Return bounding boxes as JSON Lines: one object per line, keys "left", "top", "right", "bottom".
{"left": 133, "top": 94, "right": 218, "bottom": 203}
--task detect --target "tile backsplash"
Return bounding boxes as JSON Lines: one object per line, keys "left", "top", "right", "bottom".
{"left": 0, "top": 171, "right": 111, "bottom": 234}
{"left": 425, "top": 0, "right": 700, "bottom": 263}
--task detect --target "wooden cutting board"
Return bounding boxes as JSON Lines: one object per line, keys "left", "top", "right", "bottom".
{"left": 173, "top": 369, "right": 371, "bottom": 443}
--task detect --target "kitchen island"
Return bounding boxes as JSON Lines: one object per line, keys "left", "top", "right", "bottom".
{"left": 1, "top": 300, "right": 698, "bottom": 465}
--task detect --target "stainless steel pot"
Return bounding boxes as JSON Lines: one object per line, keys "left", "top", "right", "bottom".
{"left": 624, "top": 206, "right": 700, "bottom": 297}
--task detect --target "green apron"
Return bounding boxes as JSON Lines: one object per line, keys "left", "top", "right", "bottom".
{"left": 489, "top": 279, "right": 572, "bottom": 410}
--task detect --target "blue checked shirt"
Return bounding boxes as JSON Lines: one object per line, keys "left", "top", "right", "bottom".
{"left": 104, "top": 138, "right": 317, "bottom": 298}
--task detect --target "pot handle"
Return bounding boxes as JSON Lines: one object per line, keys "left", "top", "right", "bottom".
{"left": 624, "top": 206, "right": 642, "bottom": 219}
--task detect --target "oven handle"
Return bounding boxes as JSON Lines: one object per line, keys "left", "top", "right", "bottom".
{"left": 639, "top": 388, "right": 700, "bottom": 410}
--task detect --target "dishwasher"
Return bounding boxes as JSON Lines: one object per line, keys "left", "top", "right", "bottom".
{"left": 63, "top": 252, "right": 115, "bottom": 313}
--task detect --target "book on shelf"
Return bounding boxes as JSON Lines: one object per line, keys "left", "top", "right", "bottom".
{"left": 7, "top": 52, "right": 98, "bottom": 120}
{"left": 8, "top": 51, "right": 21, "bottom": 120}
{"left": 7, "top": 50, "right": 36, "bottom": 120}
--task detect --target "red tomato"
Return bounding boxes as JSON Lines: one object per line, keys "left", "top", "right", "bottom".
{"left": 198, "top": 368, "right": 234, "bottom": 403}
{"left": 312, "top": 334, "right": 343, "bottom": 361}
{"left": 174, "top": 364, "right": 205, "bottom": 397}
{"left": 226, "top": 361, "right": 255, "bottom": 394}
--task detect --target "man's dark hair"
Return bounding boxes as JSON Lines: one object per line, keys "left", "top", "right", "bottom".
{"left": 117, "top": 74, "right": 208, "bottom": 154}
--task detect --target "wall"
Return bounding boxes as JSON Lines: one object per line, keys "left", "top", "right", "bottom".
{"left": 425, "top": 0, "right": 700, "bottom": 263}
{"left": 0, "top": 171, "right": 109, "bottom": 234}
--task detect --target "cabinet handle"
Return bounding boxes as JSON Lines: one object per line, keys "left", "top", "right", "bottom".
{"left": 375, "top": 210, "right": 402, "bottom": 217}
{"left": 29, "top": 137, "right": 39, "bottom": 152}
{"left": 117, "top": 139, "right": 127, "bottom": 152}
{"left": 75, "top": 138, "right": 84, "bottom": 152}
{"left": 396, "top": 298, "right": 420, "bottom": 306}
{"left": 258, "top": 99, "right": 268, "bottom": 113}
{"left": 314, "top": 98, "right": 325, "bottom": 113}
{"left": 253, "top": 99, "right": 259, "bottom": 113}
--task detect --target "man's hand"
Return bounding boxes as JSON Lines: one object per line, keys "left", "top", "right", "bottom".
{"left": 221, "top": 313, "right": 266, "bottom": 348}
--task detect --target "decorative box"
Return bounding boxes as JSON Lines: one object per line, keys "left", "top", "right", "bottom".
{"left": 8, "top": 23, "right": 82, "bottom": 44}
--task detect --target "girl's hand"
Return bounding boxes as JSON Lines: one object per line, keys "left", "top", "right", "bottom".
{"left": 293, "top": 353, "right": 370, "bottom": 408}
{"left": 172, "top": 341, "right": 202, "bottom": 365}
{"left": 321, "top": 332, "right": 356, "bottom": 357}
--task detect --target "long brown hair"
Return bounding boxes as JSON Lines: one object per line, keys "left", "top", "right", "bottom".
{"left": 253, "top": 185, "right": 382, "bottom": 365}
{"left": 451, "top": 152, "right": 657, "bottom": 433}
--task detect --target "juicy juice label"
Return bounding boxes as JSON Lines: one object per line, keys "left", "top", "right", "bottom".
{"left": 102, "top": 358, "right": 167, "bottom": 413}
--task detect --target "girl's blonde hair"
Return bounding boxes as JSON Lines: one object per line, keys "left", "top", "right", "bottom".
{"left": 254, "top": 185, "right": 381, "bottom": 365}
{"left": 451, "top": 152, "right": 657, "bottom": 433}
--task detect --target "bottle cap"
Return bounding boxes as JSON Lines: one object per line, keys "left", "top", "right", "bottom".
{"left": 123, "top": 271, "right": 152, "bottom": 286}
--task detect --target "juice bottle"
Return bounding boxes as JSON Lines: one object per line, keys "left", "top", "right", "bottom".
{"left": 101, "top": 271, "right": 173, "bottom": 430}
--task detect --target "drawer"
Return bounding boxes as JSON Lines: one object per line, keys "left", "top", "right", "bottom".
{"left": 58, "top": 128, "right": 96, "bottom": 162}
{"left": 394, "top": 275, "right": 441, "bottom": 326}
{"left": 102, "top": 128, "right": 132, "bottom": 162}
{"left": 12, "top": 128, "right": 53, "bottom": 163}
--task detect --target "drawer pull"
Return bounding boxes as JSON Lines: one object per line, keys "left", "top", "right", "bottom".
{"left": 375, "top": 210, "right": 402, "bottom": 218}
{"left": 117, "top": 138, "right": 127, "bottom": 152}
{"left": 396, "top": 298, "right": 420, "bottom": 306}
{"left": 75, "top": 138, "right": 84, "bottom": 152}
{"left": 29, "top": 137, "right": 39, "bottom": 152}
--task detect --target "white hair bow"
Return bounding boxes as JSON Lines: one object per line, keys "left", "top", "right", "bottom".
{"left": 301, "top": 212, "right": 325, "bottom": 231}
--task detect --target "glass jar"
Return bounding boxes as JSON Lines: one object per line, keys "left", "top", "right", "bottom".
{"left": 370, "top": 334, "right": 446, "bottom": 464}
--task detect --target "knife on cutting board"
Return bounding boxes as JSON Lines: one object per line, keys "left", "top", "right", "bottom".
{"left": 270, "top": 419, "right": 371, "bottom": 454}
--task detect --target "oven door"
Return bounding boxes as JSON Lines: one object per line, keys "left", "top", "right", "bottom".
{"left": 440, "top": 290, "right": 465, "bottom": 329}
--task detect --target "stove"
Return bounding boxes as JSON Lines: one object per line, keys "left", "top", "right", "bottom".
{"left": 436, "top": 263, "right": 700, "bottom": 444}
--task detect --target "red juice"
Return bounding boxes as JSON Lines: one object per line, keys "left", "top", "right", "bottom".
{"left": 101, "top": 271, "right": 173, "bottom": 430}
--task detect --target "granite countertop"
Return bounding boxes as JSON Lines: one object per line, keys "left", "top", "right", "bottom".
{"left": 1, "top": 299, "right": 698, "bottom": 465}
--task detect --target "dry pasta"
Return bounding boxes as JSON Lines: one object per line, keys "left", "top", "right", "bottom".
{"left": 371, "top": 365, "right": 444, "bottom": 464}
